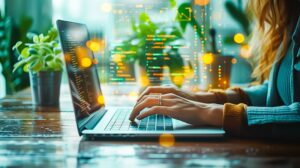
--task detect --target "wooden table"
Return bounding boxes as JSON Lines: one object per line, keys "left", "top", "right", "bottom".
{"left": 1, "top": 85, "right": 300, "bottom": 167}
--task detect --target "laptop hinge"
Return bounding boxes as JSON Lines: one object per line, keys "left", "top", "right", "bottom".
{"left": 83, "top": 108, "right": 107, "bottom": 130}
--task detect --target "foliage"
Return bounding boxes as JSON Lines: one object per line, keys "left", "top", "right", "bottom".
{"left": 0, "top": 12, "right": 13, "bottom": 94}
{"left": 223, "top": 0, "right": 252, "bottom": 45}
{"left": 113, "top": 12, "right": 185, "bottom": 86}
{"left": 13, "top": 28, "right": 63, "bottom": 73}
{"left": 225, "top": 0, "right": 251, "bottom": 35}
{"left": 0, "top": 12, "right": 34, "bottom": 93}
{"left": 176, "top": 3, "right": 205, "bottom": 42}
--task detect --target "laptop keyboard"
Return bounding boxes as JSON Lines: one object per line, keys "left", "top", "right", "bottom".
{"left": 105, "top": 108, "right": 173, "bottom": 131}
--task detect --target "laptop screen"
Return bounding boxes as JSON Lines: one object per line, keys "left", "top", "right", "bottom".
{"left": 57, "top": 20, "right": 105, "bottom": 131}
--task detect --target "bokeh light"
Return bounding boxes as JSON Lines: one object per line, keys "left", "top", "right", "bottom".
{"left": 194, "top": 0, "right": 210, "bottom": 6}
{"left": 201, "top": 53, "right": 214, "bottom": 65}
{"left": 81, "top": 57, "right": 92, "bottom": 68}
{"left": 159, "top": 134, "right": 175, "bottom": 147}
{"left": 240, "top": 44, "right": 251, "bottom": 58}
{"left": 234, "top": 33, "right": 245, "bottom": 44}
{"left": 97, "top": 95, "right": 105, "bottom": 105}
{"left": 128, "top": 91, "right": 138, "bottom": 101}
{"left": 112, "top": 54, "right": 124, "bottom": 63}
{"left": 101, "top": 2, "right": 112, "bottom": 13}
{"left": 171, "top": 75, "right": 185, "bottom": 87}
{"left": 86, "top": 39, "right": 104, "bottom": 52}
{"left": 231, "top": 58, "right": 237, "bottom": 64}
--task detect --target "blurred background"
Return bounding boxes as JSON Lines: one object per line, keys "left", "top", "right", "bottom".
{"left": 0, "top": 0, "right": 254, "bottom": 98}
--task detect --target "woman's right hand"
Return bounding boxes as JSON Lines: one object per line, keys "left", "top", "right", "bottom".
{"left": 137, "top": 86, "right": 198, "bottom": 103}
{"left": 137, "top": 86, "right": 217, "bottom": 104}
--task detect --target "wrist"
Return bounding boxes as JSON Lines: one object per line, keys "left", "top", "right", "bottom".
{"left": 195, "top": 92, "right": 216, "bottom": 103}
{"left": 206, "top": 104, "right": 224, "bottom": 127}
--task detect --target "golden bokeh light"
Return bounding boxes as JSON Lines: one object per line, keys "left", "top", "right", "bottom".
{"left": 97, "top": 95, "right": 105, "bottom": 105}
{"left": 234, "top": 33, "right": 245, "bottom": 44}
{"left": 112, "top": 54, "right": 124, "bottom": 63}
{"left": 159, "top": 134, "right": 175, "bottom": 147}
{"left": 201, "top": 53, "right": 214, "bottom": 65}
{"left": 86, "top": 39, "right": 105, "bottom": 52}
{"left": 240, "top": 44, "right": 252, "bottom": 59}
{"left": 171, "top": 75, "right": 185, "bottom": 87}
{"left": 194, "top": 0, "right": 210, "bottom": 6}
{"left": 80, "top": 57, "right": 92, "bottom": 68}
{"left": 140, "top": 75, "right": 150, "bottom": 87}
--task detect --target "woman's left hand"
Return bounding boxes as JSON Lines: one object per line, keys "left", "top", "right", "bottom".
{"left": 129, "top": 93, "right": 224, "bottom": 127}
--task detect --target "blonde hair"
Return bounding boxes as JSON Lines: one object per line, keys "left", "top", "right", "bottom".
{"left": 248, "top": 0, "right": 300, "bottom": 83}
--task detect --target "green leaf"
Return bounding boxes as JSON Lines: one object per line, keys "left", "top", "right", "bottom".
{"left": 169, "top": 0, "right": 177, "bottom": 8}
{"left": 12, "top": 41, "right": 22, "bottom": 50}
{"left": 54, "top": 57, "right": 63, "bottom": 64}
{"left": 139, "top": 12, "right": 151, "bottom": 23}
{"left": 176, "top": 3, "right": 193, "bottom": 32}
{"left": 225, "top": 1, "right": 250, "bottom": 35}
{"left": 29, "top": 58, "right": 43, "bottom": 72}
{"left": 28, "top": 48, "right": 38, "bottom": 55}
{"left": 33, "top": 35, "right": 39, "bottom": 43}
{"left": 13, "top": 60, "right": 26, "bottom": 72}
{"left": 20, "top": 47, "right": 30, "bottom": 58}
{"left": 54, "top": 49, "right": 62, "bottom": 55}
{"left": 23, "top": 63, "right": 30, "bottom": 72}
{"left": 44, "top": 55, "right": 54, "bottom": 62}
{"left": 47, "top": 28, "right": 58, "bottom": 41}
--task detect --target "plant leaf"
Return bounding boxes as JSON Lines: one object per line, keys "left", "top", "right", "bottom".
{"left": 169, "top": 0, "right": 177, "bottom": 8}
{"left": 44, "top": 55, "right": 54, "bottom": 62}
{"left": 33, "top": 35, "right": 39, "bottom": 43}
{"left": 23, "top": 63, "right": 30, "bottom": 72}
{"left": 12, "top": 41, "right": 22, "bottom": 50}
{"left": 20, "top": 47, "right": 30, "bottom": 59}
{"left": 13, "top": 60, "right": 26, "bottom": 72}
{"left": 176, "top": 3, "right": 193, "bottom": 32}
{"left": 30, "top": 58, "right": 43, "bottom": 72}
{"left": 225, "top": 1, "right": 250, "bottom": 35}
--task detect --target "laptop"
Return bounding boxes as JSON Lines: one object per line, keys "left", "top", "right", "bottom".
{"left": 56, "top": 20, "right": 225, "bottom": 138}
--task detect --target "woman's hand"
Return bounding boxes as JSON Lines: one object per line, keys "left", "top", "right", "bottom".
{"left": 129, "top": 93, "right": 224, "bottom": 127}
{"left": 137, "top": 86, "right": 198, "bottom": 102}
{"left": 137, "top": 86, "right": 218, "bottom": 104}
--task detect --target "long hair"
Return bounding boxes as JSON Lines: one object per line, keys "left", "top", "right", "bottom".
{"left": 248, "top": 0, "right": 300, "bottom": 83}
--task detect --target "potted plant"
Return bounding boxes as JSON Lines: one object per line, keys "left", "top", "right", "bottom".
{"left": 113, "top": 12, "right": 186, "bottom": 88}
{"left": 12, "top": 28, "right": 63, "bottom": 107}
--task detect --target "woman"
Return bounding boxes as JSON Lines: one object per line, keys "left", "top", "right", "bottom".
{"left": 129, "top": 0, "right": 300, "bottom": 138}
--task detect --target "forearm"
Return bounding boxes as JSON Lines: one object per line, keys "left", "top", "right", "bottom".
{"left": 194, "top": 89, "right": 247, "bottom": 104}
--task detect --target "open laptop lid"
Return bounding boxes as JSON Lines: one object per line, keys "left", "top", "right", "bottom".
{"left": 56, "top": 20, "right": 106, "bottom": 135}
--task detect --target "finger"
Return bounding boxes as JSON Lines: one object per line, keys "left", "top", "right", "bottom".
{"left": 162, "top": 93, "right": 178, "bottom": 99}
{"left": 136, "top": 94, "right": 159, "bottom": 105}
{"left": 129, "top": 97, "right": 159, "bottom": 121}
{"left": 137, "top": 87, "right": 156, "bottom": 101}
{"left": 130, "top": 98, "right": 176, "bottom": 121}
{"left": 137, "top": 93, "right": 177, "bottom": 105}
{"left": 137, "top": 106, "right": 171, "bottom": 120}
{"left": 137, "top": 86, "right": 177, "bottom": 102}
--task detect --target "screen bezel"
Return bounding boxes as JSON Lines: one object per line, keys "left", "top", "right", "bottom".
{"left": 56, "top": 20, "right": 105, "bottom": 135}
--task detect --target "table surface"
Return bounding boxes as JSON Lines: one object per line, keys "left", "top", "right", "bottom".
{"left": 1, "top": 84, "right": 300, "bottom": 168}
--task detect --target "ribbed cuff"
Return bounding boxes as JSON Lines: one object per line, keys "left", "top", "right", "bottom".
{"left": 223, "top": 103, "right": 247, "bottom": 136}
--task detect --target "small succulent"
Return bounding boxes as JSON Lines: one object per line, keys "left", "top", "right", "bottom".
{"left": 12, "top": 28, "right": 63, "bottom": 73}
